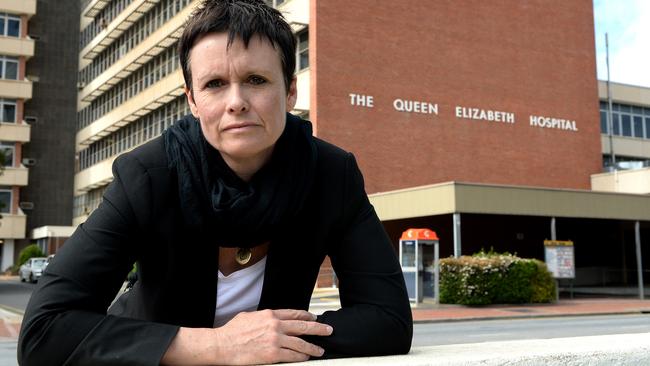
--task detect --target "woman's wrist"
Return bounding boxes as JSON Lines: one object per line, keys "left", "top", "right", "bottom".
{"left": 161, "top": 327, "right": 224, "bottom": 365}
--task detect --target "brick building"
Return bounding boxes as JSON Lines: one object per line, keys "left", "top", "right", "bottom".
{"left": 72, "top": 0, "right": 649, "bottom": 292}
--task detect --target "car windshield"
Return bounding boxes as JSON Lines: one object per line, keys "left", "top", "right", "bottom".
{"left": 32, "top": 259, "right": 46, "bottom": 268}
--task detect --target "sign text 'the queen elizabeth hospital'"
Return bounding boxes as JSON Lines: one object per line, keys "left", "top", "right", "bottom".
{"left": 348, "top": 93, "right": 579, "bottom": 132}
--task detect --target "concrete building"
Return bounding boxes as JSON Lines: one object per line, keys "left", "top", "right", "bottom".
{"left": 0, "top": 0, "right": 36, "bottom": 272}
{"left": 0, "top": 0, "right": 79, "bottom": 271}
{"left": 18, "top": 0, "right": 79, "bottom": 258}
{"left": 73, "top": 0, "right": 649, "bottom": 292}
{"left": 73, "top": 0, "right": 309, "bottom": 224}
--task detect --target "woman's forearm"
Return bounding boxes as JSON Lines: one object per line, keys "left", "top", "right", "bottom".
{"left": 161, "top": 327, "right": 219, "bottom": 365}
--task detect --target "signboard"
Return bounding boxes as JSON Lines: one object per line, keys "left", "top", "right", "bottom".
{"left": 544, "top": 240, "right": 575, "bottom": 279}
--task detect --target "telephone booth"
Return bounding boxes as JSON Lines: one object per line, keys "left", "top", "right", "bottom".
{"left": 399, "top": 228, "right": 440, "bottom": 303}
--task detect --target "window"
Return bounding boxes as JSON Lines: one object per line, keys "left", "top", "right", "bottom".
{"left": 0, "top": 13, "right": 21, "bottom": 37}
{"left": 0, "top": 56, "right": 19, "bottom": 80}
{"left": 599, "top": 111, "right": 608, "bottom": 134}
{"left": 297, "top": 30, "right": 308, "bottom": 71}
{"left": 0, "top": 188, "right": 11, "bottom": 214}
{"left": 0, "top": 142, "right": 14, "bottom": 167}
{"left": 0, "top": 99, "right": 16, "bottom": 122}
{"left": 621, "top": 115, "right": 632, "bottom": 137}
{"left": 265, "top": 0, "right": 285, "bottom": 6}
{"left": 612, "top": 114, "right": 620, "bottom": 135}
{"left": 600, "top": 102, "right": 650, "bottom": 140}
{"left": 633, "top": 116, "right": 643, "bottom": 138}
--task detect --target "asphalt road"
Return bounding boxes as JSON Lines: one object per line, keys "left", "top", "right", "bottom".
{"left": 0, "top": 278, "right": 36, "bottom": 311}
{"left": 412, "top": 314, "right": 650, "bottom": 346}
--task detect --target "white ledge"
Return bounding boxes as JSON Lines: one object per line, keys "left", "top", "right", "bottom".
{"left": 291, "top": 332, "right": 650, "bottom": 366}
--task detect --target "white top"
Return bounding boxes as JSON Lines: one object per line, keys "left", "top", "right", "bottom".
{"left": 213, "top": 256, "right": 267, "bottom": 328}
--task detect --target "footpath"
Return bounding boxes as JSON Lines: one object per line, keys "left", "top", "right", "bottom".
{"left": 309, "top": 287, "right": 650, "bottom": 322}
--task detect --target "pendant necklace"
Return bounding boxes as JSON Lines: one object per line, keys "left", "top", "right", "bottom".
{"left": 235, "top": 247, "right": 252, "bottom": 265}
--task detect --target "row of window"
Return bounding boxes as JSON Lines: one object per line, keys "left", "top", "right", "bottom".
{"left": 77, "top": 43, "right": 180, "bottom": 130}
{"left": 0, "top": 13, "right": 21, "bottom": 38}
{"left": 0, "top": 99, "right": 16, "bottom": 123}
{"left": 0, "top": 142, "right": 14, "bottom": 167}
{"left": 77, "top": 96, "right": 189, "bottom": 171}
{"left": 73, "top": 185, "right": 107, "bottom": 218}
{"left": 0, "top": 55, "right": 19, "bottom": 80}
{"left": 0, "top": 186, "right": 11, "bottom": 214}
{"left": 600, "top": 102, "right": 650, "bottom": 139}
{"left": 80, "top": 0, "right": 135, "bottom": 50}
{"left": 79, "top": 0, "right": 191, "bottom": 85}
{"left": 602, "top": 154, "right": 650, "bottom": 171}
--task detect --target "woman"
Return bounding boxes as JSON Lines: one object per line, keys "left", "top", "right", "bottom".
{"left": 18, "top": 1, "right": 412, "bottom": 365}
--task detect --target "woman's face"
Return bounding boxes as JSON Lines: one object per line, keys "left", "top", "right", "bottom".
{"left": 185, "top": 32, "right": 297, "bottom": 168}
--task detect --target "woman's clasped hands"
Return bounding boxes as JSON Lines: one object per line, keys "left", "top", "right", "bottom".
{"left": 162, "top": 309, "right": 333, "bottom": 365}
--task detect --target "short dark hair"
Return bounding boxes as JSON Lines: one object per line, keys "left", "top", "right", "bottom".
{"left": 179, "top": 0, "right": 296, "bottom": 94}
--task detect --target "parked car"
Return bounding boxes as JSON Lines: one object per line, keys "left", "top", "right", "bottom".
{"left": 19, "top": 257, "right": 47, "bottom": 283}
{"left": 44, "top": 254, "right": 55, "bottom": 269}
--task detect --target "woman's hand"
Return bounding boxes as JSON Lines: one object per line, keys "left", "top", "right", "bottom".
{"left": 161, "top": 309, "right": 333, "bottom": 365}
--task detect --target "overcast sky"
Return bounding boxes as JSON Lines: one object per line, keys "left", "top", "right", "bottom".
{"left": 593, "top": 0, "right": 650, "bottom": 87}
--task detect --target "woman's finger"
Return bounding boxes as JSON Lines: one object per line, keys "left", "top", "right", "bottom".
{"left": 280, "top": 335, "right": 325, "bottom": 357}
{"left": 280, "top": 319, "right": 334, "bottom": 336}
{"left": 273, "top": 348, "right": 311, "bottom": 363}
{"left": 272, "top": 309, "right": 317, "bottom": 321}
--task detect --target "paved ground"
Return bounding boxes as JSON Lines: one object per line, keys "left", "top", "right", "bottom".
{"left": 309, "top": 287, "right": 650, "bottom": 322}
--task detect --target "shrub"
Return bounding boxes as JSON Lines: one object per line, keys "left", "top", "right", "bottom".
{"left": 440, "top": 251, "right": 556, "bottom": 305}
{"left": 18, "top": 244, "right": 46, "bottom": 267}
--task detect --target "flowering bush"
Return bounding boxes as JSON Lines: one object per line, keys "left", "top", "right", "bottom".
{"left": 439, "top": 251, "right": 555, "bottom": 305}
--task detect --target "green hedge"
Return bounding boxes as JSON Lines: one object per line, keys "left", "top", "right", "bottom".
{"left": 439, "top": 251, "right": 556, "bottom": 305}
{"left": 18, "top": 244, "right": 46, "bottom": 267}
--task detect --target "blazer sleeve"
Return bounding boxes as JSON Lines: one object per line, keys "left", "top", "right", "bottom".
{"left": 17, "top": 154, "right": 179, "bottom": 366}
{"left": 311, "top": 153, "right": 413, "bottom": 357}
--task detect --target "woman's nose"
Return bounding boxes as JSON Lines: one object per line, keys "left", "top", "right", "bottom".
{"left": 226, "top": 85, "right": 249, "bottom": 114}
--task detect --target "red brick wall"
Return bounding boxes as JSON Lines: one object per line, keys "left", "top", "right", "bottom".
{"left": 313, "top": 0, "right": 601, "bottom": 192}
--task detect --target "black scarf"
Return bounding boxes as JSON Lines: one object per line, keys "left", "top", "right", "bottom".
{"left": 163, "top": 113, "right": 317, "bottom": 248}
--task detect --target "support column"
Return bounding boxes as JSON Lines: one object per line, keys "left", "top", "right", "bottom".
{"left": 551, "top": 217, "right": 557, "bottom": 240}
{"left": 1, "top": 239, "right": 15, "bottom": 272}
{"left": 635, "top": 221, "right": 644, "bottom": 300}
{"left": 453, "top": 213, "right": 461, "bottom": 258}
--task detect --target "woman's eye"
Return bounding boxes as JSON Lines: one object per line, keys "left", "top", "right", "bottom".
{"left": 206, "top": 80, "right": 224, "bottom": 88}
{"left": 248, "top": 76, "right": 266, "bottom": 85}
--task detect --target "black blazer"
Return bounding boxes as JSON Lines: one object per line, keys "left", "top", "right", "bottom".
{"left": 18, "top": 135, "right": 412, "bottom": 366}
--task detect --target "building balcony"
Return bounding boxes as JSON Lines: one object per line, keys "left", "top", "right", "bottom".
{"left": 78, "top": 1, "right": 197, "bottom": 103}
{"left": 0, "top": 36, "right": 35, "bottom": 58}
{"left": 76, "top": 68, "right": 185, "bottom": 149}
{"left": 74, "top": 155, "right": 114, "bottom": 195}
{"left": 598, "top": 80, "right": 650, "bottom": 106}
{"left": 0, "top": 0, "right": 36, "bottom": 17}
{"left": 0, "top": 209, "right": 27, "bottom": 239}
{"left": 80, "top": 0, "right": 162, "bottom": 61}
{"left": 0, "top": 165, "right": 28, "bottom": 186}
{"left": 0, "top": 78, "right": 33, "bottom": 100}
{"left": 82, "top": 0, "right": 110, "bottom": 18}
{"left": 0, "top": 121, "right": 31, "bottom": 143}
{"left": 601, "top": 135, "right": 650, "bottom": 160}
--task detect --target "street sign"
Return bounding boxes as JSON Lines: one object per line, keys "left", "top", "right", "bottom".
{"left": 544, "top": 240, "right": 575, "bottom": 279}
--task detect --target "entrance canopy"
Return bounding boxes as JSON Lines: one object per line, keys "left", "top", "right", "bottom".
{"left": 369, "top": 181, "right": 650, "bottom": 222}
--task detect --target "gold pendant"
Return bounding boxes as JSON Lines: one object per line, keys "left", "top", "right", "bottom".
{"left": 235, "top": 247, "right": 252, "bottom": 265}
